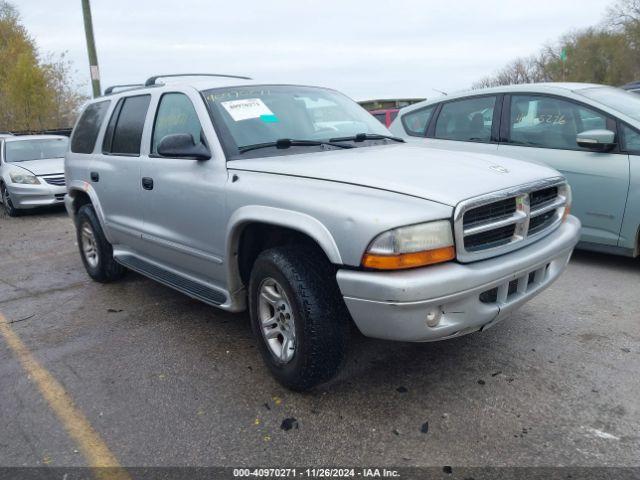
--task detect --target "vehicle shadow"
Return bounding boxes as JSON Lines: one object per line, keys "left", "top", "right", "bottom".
{"left": 570, "top": 248, "right": 639, "bottom": 272}
{"left": 0, "top": 204, "right": 67, "bottom": 219}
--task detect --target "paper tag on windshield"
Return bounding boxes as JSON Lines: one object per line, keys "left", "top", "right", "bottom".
{"left": 221, "top": 98, "right": 274, "bottom": 121}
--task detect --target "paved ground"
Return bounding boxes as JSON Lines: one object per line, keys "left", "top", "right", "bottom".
{"left": 0, "top": 206, "right": 639, "bottom": 469}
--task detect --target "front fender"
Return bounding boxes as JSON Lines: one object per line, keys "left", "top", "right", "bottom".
{"left": 225, "top": 205, "right": 343, "bottom": 294}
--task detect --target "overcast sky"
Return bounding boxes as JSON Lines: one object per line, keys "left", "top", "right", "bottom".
{"left": 17, "top": 0, "right": 612, "bottom": 101}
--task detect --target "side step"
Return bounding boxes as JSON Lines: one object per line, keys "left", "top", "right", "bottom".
{"left": 116, "top": 254, "right": 226, "bottom": 306}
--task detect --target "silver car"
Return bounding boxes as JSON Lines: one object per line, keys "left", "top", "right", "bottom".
{"left": 1, "top": 135, "right": 69, "bottom": 216}
{"left": 65, "top": 74, "right": 580, "bottom": 390}
{"left": 390, "top": 83, "right": 640, "bottom": 258}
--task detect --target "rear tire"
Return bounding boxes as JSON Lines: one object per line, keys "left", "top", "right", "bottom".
{"left": 249, "top": 246, "right": 349, "bottom": 391}
{"left": 76, "top": 204, "right": 125, "bottom": 282}
{"left": 1, "top": 183, "right": 20, "bottom": 217}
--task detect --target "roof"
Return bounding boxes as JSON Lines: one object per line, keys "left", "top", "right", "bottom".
{"left": 3, "top": 134, "right": 68, "bottom": 142}
{"left": 398, "top": 82, "right": 610, "bottom": 116}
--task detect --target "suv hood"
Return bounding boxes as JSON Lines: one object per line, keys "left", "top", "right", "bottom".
{"left": 227, "top": 144, "right": 562, "bottom": 206}
{"left": 7, "top": 158, "right": 64, "bottom": 176}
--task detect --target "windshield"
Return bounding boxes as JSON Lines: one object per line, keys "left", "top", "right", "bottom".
{"left": 202, "top": 85, "right": 391, "bottom": 158}
{"left": 5, "top": 138, "right": 69, "bottom": 163}
{"left": 578, "top": 86, "right": 640, "bottom": 121}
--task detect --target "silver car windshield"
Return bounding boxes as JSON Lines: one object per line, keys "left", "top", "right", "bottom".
{"left": 578, "top": 86, "right": 640, "bottom": 121}
{"left": 5, "top": 138, "right": 69, "bottom": 162}
{"left": 202, "top": 85, "right": 390, "bottom": 157}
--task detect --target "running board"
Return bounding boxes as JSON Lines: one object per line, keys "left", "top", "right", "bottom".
{"left": 116, "top": 254, "right": 226, "bottom": 306}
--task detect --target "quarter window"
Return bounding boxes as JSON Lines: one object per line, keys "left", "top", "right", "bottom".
{"left": 402, "top": 105, "right": 436, "bottom": 137}
{"left": 151, "top": 93, "right": 204, "bottom": 155}
{"left": 622, "top": 124, "right": 640, "bottom": 152}
{"left": 71, "top": 100, "right": 110, "bottom": 154}
{"left": 508, "top": 95, "right": 608, "bottom": 150}
{"left": 434, "top": 96, "right": 496, "bottom": 142}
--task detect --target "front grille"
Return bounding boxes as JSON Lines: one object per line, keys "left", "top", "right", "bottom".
{"left": 530, "top": 186, "right": 558, "bottom": 208}
{"left": 42, "top": 175, "right": 65, "bottom": 186}
{"left": 463, "top": 197, "right": 516, "bottom": 228}
{"left": 529, "top": 210, "right": 556, "bottom": 235}
{"left": 465, "top": 224, "right": 515, "bottom": 251}
{"left": 454, "top": 179, "right": 568, "bottom": 262}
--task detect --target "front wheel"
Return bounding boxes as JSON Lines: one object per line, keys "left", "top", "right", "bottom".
{"left": 1, "top": 184, "right": 19, "bottom": 217}
{"left": 249, "top": 246, "right": 349, "bottom": 391}
{"left": 76, "top": 204, "right": 125, "bottom": 282}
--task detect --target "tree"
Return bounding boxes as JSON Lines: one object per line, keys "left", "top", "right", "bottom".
{"left": 0, "top": 1, "right": 86, "bottom": 131}
{"left": 474, "top": 0, "right": 640, "bottom": 88}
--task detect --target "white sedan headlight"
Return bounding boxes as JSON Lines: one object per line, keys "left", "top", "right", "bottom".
{"left": 9, "top": 171, "right": 40, "bottom": 185}
{"left": 362, "top": 220, "right": 455, "bottom": 270}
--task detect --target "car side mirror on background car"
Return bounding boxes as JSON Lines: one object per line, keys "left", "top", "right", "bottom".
{"left": 576, "top": 129, "right": 616, "bottom": 152}
{"left": 157, "top": 133, "right": 211, "bottom": 160}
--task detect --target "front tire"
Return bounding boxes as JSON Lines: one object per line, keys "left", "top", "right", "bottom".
{"left": 249, "top": 246, "right": 349, "bottom": 391}
{"left": 1, "top": 183, "right": 20, "bottom": 217}
{"left": 76, "top": 204, "right": 125, "bottom": 282}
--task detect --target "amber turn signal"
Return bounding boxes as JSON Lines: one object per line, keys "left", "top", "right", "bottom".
{"left": 362, "top": 246, "right": 455, "bottom": 270}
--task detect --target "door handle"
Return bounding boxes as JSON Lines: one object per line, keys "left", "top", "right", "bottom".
{"left": 90, "top": 171, "right": 99, "bottom": 182}
{"left": 141, "top": 177, "right": 154, "bottom": 190}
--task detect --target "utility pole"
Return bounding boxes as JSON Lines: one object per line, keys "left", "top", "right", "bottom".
{"left": 81, "top": 0, "right": 101, "bottom": 97}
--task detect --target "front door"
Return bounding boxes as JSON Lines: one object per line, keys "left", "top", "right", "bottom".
{"left": 139, "top": 90, "right": 227, "bottom": 286}
{"left": 496, "top": 94, "right": 629, "bottom": 247}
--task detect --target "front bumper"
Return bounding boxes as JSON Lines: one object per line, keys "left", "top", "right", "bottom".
{"left": 5, "top": 182, "right": 66, "bottom": 209}
{"left": 337, "top": 215, "right": 581, "bottom": 342}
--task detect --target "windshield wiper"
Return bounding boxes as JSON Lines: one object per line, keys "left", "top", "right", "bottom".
{"left": 238, "top": 138, "right": 354, "bottom": 154}
{"left": 329, "top": 133, "right": 405, "bottom": 143}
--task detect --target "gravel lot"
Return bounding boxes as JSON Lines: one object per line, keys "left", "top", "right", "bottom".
{"left": 0, "top": 207, "right": 639, "bottom": 470}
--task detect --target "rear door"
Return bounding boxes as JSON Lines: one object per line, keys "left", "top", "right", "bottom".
{"left": 139, "top": 89, "right": 227, "bottom": 286}
{"left": 93, "top": 94, "right": 151, "bottom": 250}
{"left": 423, "top": 95, "right": 502, "bottom": 154}
{"left": 496, "top": 94, "right": 629, "bottom": 247}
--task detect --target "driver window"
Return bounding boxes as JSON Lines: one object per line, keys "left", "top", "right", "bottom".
{"left": 508, "top": 95, "right": 608, "bottom": 150}
{"left": 152, "top": 93, "right": 204, "bottom": 155}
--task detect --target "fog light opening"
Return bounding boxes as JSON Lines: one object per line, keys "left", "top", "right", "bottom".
{"left": 425, "top": 308, "right": 442, "bottom": 328}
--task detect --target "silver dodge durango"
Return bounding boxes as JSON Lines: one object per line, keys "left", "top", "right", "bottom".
{"left": 64, "top": 74, "right": 581, "bottom": 390}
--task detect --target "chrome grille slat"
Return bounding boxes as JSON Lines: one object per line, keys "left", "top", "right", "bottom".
{"left": 454, "top": 178, "right": 569, "bottom": 263}
{"left": 40, "top": 174, "right": 66, "bottom": 187}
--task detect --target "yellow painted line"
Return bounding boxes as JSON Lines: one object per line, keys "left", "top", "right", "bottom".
{"left": 0, "top": 313, "right": 130, "bottom": 480}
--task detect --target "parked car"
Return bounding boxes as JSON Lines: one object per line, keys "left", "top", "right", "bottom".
{"left": 390, "top": 83, "right": 640, "bottom": 258}
{"left": 621, "top": 81, "right": 640, "bottom": 94}
{"left": 65, "top": 74, "right": 580, "bottom": 390}
{"left": 0, "top": 135, "right": 69, "bottom": 216}
{"left": 370, "top": 108, "right": 399, "bottom": 127}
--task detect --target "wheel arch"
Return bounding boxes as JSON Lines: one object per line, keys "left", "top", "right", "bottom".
{"left": 66, "top": 182, "right": 113, "bottom": 243}
{"left": 225, "top": 206, "right": 343, "bottom": 295}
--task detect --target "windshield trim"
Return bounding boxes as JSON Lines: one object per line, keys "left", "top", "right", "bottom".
{"left": 199, "top": 84, "right": 391, "bottom": 161}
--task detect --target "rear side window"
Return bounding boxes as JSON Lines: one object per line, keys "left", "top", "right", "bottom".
{"left": 402, "top": 105, "right": 436, "bottom": 136}
{"left": 434, "top": 96, "right": 496, "bottom": 142}
{"left": 151, "top": 93, "right": 203, "bottom": 155}
{"left": 508, "top": 95, "right": 608, "bottom": 150}
{"left": 103, "top": 95, "right": 151, "bottom": 156}
{"left": 71, "top": 101, "right": 110, "bottom": 153}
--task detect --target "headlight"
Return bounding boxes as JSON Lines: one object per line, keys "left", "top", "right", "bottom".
{"left": 9, "top": 171, "right": 40, "bottom": 185}
{"left": 559, "top": 183, "right": 572, "bottom": 222}
{"left": 362, "top": 220, "right": 455, "bottom": 270}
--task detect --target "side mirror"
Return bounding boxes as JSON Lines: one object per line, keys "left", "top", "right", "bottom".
{"left": 576, "top": 129, "right": 616, "bottom": 152}
{"left": 157, "top": 133, "right": 211, "bottom": 160}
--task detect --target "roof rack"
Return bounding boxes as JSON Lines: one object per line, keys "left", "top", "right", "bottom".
{"left": 104, "top": 84, "right": 145, "bottom": 95}
{"left": 144, "top": 73, "right": 252, "bottom": 87}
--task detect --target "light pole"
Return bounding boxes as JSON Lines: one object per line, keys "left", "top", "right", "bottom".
{"left": 81, "top": 0, "right": 101, "bottom": 97}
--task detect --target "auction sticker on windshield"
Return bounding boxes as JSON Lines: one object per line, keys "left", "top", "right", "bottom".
{"left": 222, "top": 98, "right": 274, "bottom": 121}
